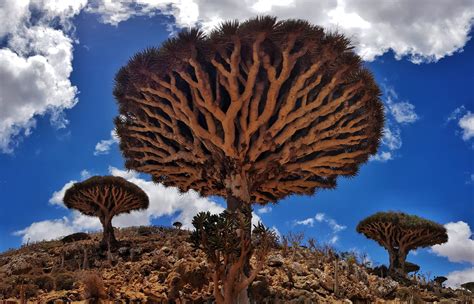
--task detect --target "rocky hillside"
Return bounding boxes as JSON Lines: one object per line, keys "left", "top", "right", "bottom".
{"left": 0, "top": 226, "right": 472, "bottom": 303}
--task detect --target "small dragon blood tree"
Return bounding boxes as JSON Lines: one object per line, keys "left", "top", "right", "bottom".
{"left": 114, "top": 16, "right": 383, "bottom": 303}
{"left": 357, "top": 211, "right": 448, "bottom": 277}
{"left": 190, "top": 208, "right": 277, "bottom": 304}
{"left": 63, "top": 176, "right": 149, "bottom": 249}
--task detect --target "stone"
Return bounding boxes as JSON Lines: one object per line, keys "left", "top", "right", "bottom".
{"left": 267, "top": 254, "right": 284, "bottom": 267}
{"left": 60, "top": 232, "right": 90, "bottom": 243}
{"left": 161, "top": 246, "right": 172, "bottom": 256}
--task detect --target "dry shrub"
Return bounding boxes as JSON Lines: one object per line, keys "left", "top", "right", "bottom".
{"left": 82, "top": 272, "right": 107, "bottom": 302}
{"left": 54, "top": 273, "right": 75, "bottom": 290}
{"left": 34, "top": 274, "right": 54, "bottom": 291}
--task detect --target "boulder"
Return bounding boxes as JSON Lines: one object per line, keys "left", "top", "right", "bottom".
{"left": 267, "top": 254, "right": 284, "bottom": 267}
{"left": 61, "top": 232, "right": 90, "bottom": 244}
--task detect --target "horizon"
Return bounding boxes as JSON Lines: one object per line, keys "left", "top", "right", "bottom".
{"left": 0, "top": 0, "right": 473, "bottom": 289}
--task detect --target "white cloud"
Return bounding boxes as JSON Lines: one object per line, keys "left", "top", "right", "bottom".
{"left": 14, "top": 212, "right": 102, "bottom": 244}
{"left": 329, "top": 235, "right": 339, "bottom": 245}
{"left": 3, "top": 0, "right": 472, "bottom": 153}
{"left": 370, "top": 151, "right": 393, "bottom": 162}
{"left": 445, "top": 106, "right": 474, "bottom": 144}
{"left": 87, "top": 0, "right": 474, "bottom": 63}
{"left": 313, "top": 212, "right": 346, "bottom": 233}
{"left": 0, "top": 1, "right": 86, "bottom": 153}
{"left": 49, "top": 180, "right": 77, "bottom": 206}
{"left": 388, "top": 102, "right": 419, "bottom": 124}
{"left": 86, "top": 0, "right": 199, "bottom": 28}
{"left": 446, "top": 105, "right": 467, "bottom": 123}
{"left": 80, "top": 170, "right": 92, "bottom": 179}
{"left": 445, "top": 267, "right": 474, "bottom": 289}
{"left": 432, "top": 221, "right": 474, "bottom": 264}
{"left": 257, "top": 206, "right": 272, "bottom": 214}
{"left": 295, "top": 218, "right": 315, "bottom": 227}
{"left": 294, "top": 213, "right": 346, "bottom": 244}
{"left": 459, "top": 112, "right": 474, "bottom": 141}
{"left": 371, "top": 85, "right": 418, "bottom": 162}
{"left": 14, "top": 217, "right": 76, "bottom": 244}
{"left": 94, "top": 130, "right": 120, "bottom": 155}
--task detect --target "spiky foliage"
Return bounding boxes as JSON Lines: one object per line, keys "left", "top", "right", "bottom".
{"left": 461, "top": 282, "right": 474, "bottom": 292}
{"left": 433, "top": 276, "right": 447, "bottom": 286}
{"left": 357, "top": 212, "right": 447, "bottom": 276}
{"left": 113, "top": 16, "right": 384, "bottom": 206}
{"left": 63, "top": 176, "right": 149, "bottom": 248}
{"left": 190, "top": 208, "right": 277, "bottom": 303}
{"left": 172, "top": 221, "right": 183, "bottom": 229}
{"left": 404, "top": 261, "right": 420, "bottom": 273}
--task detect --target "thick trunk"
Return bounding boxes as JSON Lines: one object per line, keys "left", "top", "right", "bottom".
{"left": 100, "top": 218, "right": 118, "bottom": 250}
{"left": 388, "top": 248, "right": 408, "bottom": 277}
{"left": 223, "top": 193, "right": 252, "bottom": 304}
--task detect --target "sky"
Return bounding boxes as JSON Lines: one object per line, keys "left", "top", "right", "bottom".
{"left": 0, "top": 0, "right": 473, "bottom": 288}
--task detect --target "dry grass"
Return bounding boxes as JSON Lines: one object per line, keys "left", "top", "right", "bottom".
{"left": 82, "top": 271, "right": 107, "bottom": 302}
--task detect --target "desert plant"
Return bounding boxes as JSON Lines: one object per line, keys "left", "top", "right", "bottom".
{"left": 357, "top": 211, "right": 447, "bottom": 277}
{"left": 82, "top": 272, "right": 107, "bottom": 303}
{"left": 34, "top": 275, "right": 54, "bottom": 292}
{"left": 307, "top": 238, "right": 317, "bottom": 252}
{"left": 461, "top": 282, "right": 474, "bottom": 292}
{"left": 433, "top": 276, "right": 447, "bottom": 287}
{"left": 405, "top": 261, "right": 420, "bottom": 274}
{"left": 173, "top": 221, "right": 183, "bottom": 230}
{"left": 190, "top": 208, "right": 277, "bottom": 303}
{"left": 54, "top": 273, "right": 75, "bottom": 290}
{"left": 63, "top": 176, "right": 149, "bottom": 249}
{"left": 114, "top": 16, "right": 383, "bottom": 303}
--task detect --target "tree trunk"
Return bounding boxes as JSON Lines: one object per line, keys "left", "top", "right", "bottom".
{"left": 397, "top": 250, "right": 408, "bottom": 275}
{"left": 100, "top": 218, "right": 118, "bottom": 250}
{"left": 388, "top": 249, "right": 399, "bottom": 274}
{"left": 388, "top": 248, "right": 408, "bottom": 277}
{"left": 224, "top": 194, "right": 252, "bottom": 304}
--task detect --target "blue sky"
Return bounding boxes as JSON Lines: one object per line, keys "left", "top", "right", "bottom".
{"left": 0, "top": 1, "right": 473, "bottom": 288}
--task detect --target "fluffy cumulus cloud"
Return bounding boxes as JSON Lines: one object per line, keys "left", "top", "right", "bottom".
{"left": 17, "top": 167, "right": 272, "bottom": 243}
{"left": 2, "top": 0, "right": 473, "bottom": 153}
{"left": 13, "top": 212, "right": 100, "bottom": 244}
{"left": 432, "top": 221, "right": 474, "bottom": 264}
{"left": 87, "top": 0, "right": 474, "bottom": 63}
{"left": 0, "top": 0, "right": 87, "bottom": 153}
{"left": 94, "top": 130, "right": 120, "bottom": 155}
{"left": 431, "top": 221, "right": 474, "bottom": 288}
{"left": 294, "top": 212, "right": 346, "bottom": 244}
{"left": 444, "top": 267, "right": 474, "bottom": 289}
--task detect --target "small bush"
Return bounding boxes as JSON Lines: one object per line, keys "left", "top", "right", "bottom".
{"left": 82, "top": 272, "right": 106, "bottom": 301}
{"left": 34, "top": 275, "right": 54, "bottom": 292}
{"left": 54, "top": 273, "right": 75, "bottom": 290}
{"left": 138, "top": 226, "right": 155, "bottom": 236}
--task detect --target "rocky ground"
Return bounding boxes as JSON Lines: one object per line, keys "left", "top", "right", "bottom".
{"left": 0, "top": 226, "right": 472, "bottom": 303}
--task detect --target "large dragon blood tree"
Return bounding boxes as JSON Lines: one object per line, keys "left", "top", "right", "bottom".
{"left": 63, "top": 176, "right": 149, "bottom": 249}
{"left": 114, "top": 16, "right": 383, "bottom": 302}
{"left": 357, "top": 211, "right": 448, "bottom": 277}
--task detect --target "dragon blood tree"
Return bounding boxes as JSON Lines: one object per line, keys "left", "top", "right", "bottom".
{"left": 357, "top": 212, "right": 448, "bottom": 277}
{"left": 63, "top": 176, "right": 149, "bottom": 249}
{"left": 114, "top": 16, "right": 383, "bottom": 302}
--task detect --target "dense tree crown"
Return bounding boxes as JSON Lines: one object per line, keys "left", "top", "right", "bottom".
{"left": 63, "top": 176, "right": 149, "bottom": 217}
{"left": 63, "top": 176, "right": 149, "bottom": 247}
{"left": 114, "top": 16, "right": 384, "bottom": 204}
{"left": 357, "top": 211, "right": 447, "bottom": 275}
{"left": 356, "top": 212, "right": 448, "bottom": 251}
